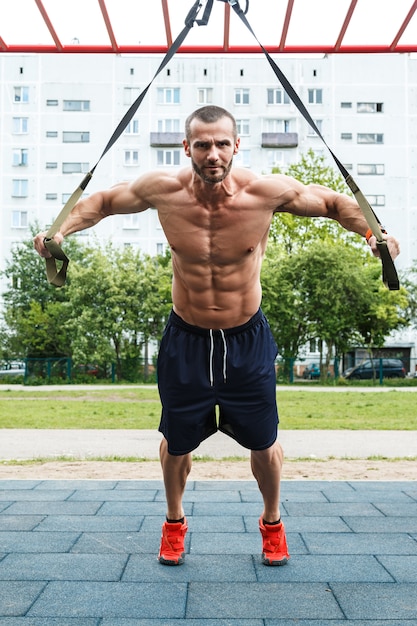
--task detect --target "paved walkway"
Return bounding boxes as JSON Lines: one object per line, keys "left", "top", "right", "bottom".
{"left": 0, "top": 477, "right": 416, "bottom": 623}
{"left": 1, "top": 428, "right": 417, "bottom": 461}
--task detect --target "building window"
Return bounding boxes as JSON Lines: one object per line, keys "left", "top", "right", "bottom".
{"left": 235, "top": 88, "right": 250, "bottom": 105}
{"left": 264, "top": 118, "right": 291, "bottom": 132}
{"left": 157, "top": 118, "right": 180, "bottom": 132}
{"left": 267, "top": 88, "right": 289, "bottom": 105}
{"left": 157, "top": 87, "right": 180, "bottom": 104}
{"left": 14, "top": 86, "right": 29, "bottom": 103}
{"left": 236, "top": 119, "right": 250, "bottom": 135}
{"left": 308, "top": 89, "right": 323, "bottom": 104}
{"left": 123, "top": 214, "right": 140, "bottom": 229}
{"left": 357, "top": 102, "right": 384, "bottom": 113}
{"left": 46, "top": 131, "right": 58, "bottom": 138}
{"left": 11, "top": 210, "right": 28, "bottom": 228}
{"left": 125, "top": 120, "right": 139, "bottom": 134}
{"left": 234, "top": 149, "right": 251, "bottom": 168}
{"left": 357, "top": 163, "right": 385, "bottom": 175}
{"left": 46, "top": 162, "right": 58, "bottom": 169}
{"left": 124, "top": 150, "right": 139, "bottom": 166}
{"left": 340, "top": 102, "right": 352, "bottom": 108}
{"left": 62, "top": 162, "right": 89, "bottom": 174}
{"left": 12, "top": 148, "right": 28, "bottom": 166}
{"left": 309, "top": 338, "right": 318, "bottom": 353}
{"left": 12, "top": 117, "right": 28, "bottom": 134}
{"left": 46, "top": 193, "right": 58, "bottom": 200}
{"left": 197, "top": 88, "right": 213, "bottom": 104}
{"left": 267, "top": 150, "right": 285, "bottom": 168}
{"left": 357, "top": 133, "right": 384, "bottom": 144}
{"left": 156, "top": 242, "right": 167, "bottom": 255}
{"left": 307, "top": 120, "right": 323, "bottom": 136}
{"left": 366, "top": 195, "right": 385, "bottom": 206}
{"left": 46, "top": 99, "right": 59, "bottom": 106}
{"left": 123, "top": 87, "right": 141, "bottom": 105}
{"left": 63, "top": 100, "right": 90, "bottom": 111}
{"left": 63, "top": 131, "right": 90, "bottom": 143}
{"left": 157, "top": 149, "right": 181, "bottom": 166}
{"left": 341, "top": 133, "right": 353, "bottom": 140}
{"left": 12, "top": 179, "right": 28, "bottom": 197}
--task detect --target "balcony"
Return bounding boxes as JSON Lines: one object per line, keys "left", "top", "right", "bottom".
{"left": 150, "top": 132, "right": 183, "bottom": 147}
{"left": 261, "top": 132, "right": 298, "bottom": 148}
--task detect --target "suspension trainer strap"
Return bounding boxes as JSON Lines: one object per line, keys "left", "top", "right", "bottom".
{"left": 44, "top": 0, "right": 214, "bottom": 287}
{"left": 228, "top": 1, "right": 399, "bottom": 290}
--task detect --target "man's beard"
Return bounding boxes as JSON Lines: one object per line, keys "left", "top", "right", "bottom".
{"left": 191, "top": 158, "right": 233, "bottom": 184}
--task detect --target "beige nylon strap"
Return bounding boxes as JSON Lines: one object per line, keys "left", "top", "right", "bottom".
{"left": 344, "top": 175, "right": 399, "bottom": 290}
{"left": 44, "top": 173, "right": 92, "bottom": 286}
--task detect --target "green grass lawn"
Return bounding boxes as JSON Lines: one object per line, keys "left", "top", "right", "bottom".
{"left": 0, "top": 386, "right": 416, "bottom": 430}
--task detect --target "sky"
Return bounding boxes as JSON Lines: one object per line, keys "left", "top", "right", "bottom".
{"left": 1, "top": 0, "right": 416, "bottom": 50}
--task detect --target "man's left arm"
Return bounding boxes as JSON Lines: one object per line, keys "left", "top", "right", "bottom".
{"left": 276, "top": 178, "right": 400, "bottom": 261}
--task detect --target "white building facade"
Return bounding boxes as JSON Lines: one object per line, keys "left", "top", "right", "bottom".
{"left": 1, "top": 52, "right": 416, "bottom": 366}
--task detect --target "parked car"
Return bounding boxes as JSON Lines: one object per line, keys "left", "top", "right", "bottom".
{"left": 77, "top": 364, "right": 99, "bottom": 376}
{"left": 0, "top": 362, "right": 25, "bottom": 378}
{"left": 342, "top": 358, "right": 406, "bottom": 380}
{"left": 302, "top": 363, "right": 321, "bottom": 379}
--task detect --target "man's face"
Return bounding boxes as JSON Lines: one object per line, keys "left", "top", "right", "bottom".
{"left": 183, "top": 117, "right": 240, "bottom": 184}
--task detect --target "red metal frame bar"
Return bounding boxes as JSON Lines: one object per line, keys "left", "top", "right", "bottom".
{"left": 3, "top": 44, "right": 416, "bottom": 54}
{"left": 98, "top": 0, "right": 119, "bottom": 53}
{"left": 161, "top": 0, "right": 173, "bottom": 49}
{"left": 390, "top": 0, "right": 417, "bottom": 51}
{"left": 334, "top": 0, "right": 358, "bottom": 52}
{"left": 279, "top": 0, "right": 294, "bottom": 52}
{"left": 34, "top": 0, "right": 63, "bottom": 52}
{"left": 223, "top": 2, "right": 231, "bottom": 52}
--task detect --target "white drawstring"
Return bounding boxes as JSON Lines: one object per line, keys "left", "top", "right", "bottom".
{"left": 209, "top": 328, "right": 228, "bottom": 386}
{"left": 220, "top": 329, "right": 227, "bottom": 382}
{"left": 209, "top": 329, "right": 214, "bottom": 386}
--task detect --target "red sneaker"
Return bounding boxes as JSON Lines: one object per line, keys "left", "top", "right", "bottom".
{"left": 259, "top": 516, "right": 290, "bottom": 566}
{"left": 158, "top": 518, "right": 188, "bottom": 565}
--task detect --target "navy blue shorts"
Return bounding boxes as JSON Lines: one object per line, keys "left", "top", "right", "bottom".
{"left": 157, "top": 309, "right": 279, "bottom": 455}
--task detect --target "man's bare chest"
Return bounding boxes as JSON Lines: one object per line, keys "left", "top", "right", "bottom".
{"left": 158, "top": 201, "right": 272, "bottom": 265}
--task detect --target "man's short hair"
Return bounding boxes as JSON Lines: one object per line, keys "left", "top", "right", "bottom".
{"left": 185, "top": 105, "right": 237, "bottom": 142}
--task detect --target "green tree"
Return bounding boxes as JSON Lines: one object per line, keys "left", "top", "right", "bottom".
{"left": 115, "top": 247, "right": 172, "bottom": 379}
{"left": 261, "top": 242, "right": 313, "bottom": 366}
{"left": 261, "top": 240, "right": 408, "bottom": 379}
{"left": 355, "top": 263, "right": 409, "bottom": 350}
{"left": 260, "top": 148, "right": 409, "bottom": 377}
{"left": 0, "top": 224, "right": 83, "bottom": 358}
{"left": 400, "top": 265, "right": 417, "bottom": 330}
{"left": 66, "top": 244, "right": 173, "bottom": 380}
{"left": 0, "top": 230, "right": 173, "bottom": 380}
{"left": 269, "top": 149, "right": 361, "bottom": 253}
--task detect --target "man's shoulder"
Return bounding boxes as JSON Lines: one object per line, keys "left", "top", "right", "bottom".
{"left": 240, "top": 172, "right": 303, "bottom": 213}
{"left": 134, "top": 168, "right": 190, "bottom": 194}
{"left": 246, "top": 172, "right": 299, "bottom": 195}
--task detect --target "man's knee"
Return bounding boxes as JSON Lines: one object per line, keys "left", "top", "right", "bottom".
{"left": 252, "top": 440, "right": 284, "bottom": 465}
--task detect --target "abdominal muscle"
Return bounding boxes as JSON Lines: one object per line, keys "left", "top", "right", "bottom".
{"left": 170, "top": 251, "right": 264, "bottom": 329}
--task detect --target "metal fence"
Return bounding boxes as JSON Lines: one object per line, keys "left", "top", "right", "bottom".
{"left": 1, "top": 356, "right": 416, "bottom": 385}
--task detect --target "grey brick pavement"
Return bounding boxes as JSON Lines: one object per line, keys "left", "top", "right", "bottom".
{"left": 0, "top": 479, "right": 416, "bottom": 624}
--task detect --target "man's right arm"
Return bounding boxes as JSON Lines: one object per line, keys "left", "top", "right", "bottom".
{"left": 33, "top": 176, "right": 153, "bottom": 258}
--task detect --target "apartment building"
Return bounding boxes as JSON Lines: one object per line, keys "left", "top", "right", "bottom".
{"left": 1, "top": 52, "right": 416, "bottom": 362}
